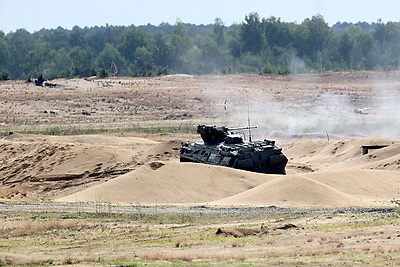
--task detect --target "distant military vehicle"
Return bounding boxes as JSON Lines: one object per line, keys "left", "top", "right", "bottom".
{"left": 180, "top": 125, "right": 288, "bottom": 174}
{"left": 353, "top": 107, "right": 371, "bottom": 115}
{"left": 33, "top": 74, "right": 58, "bottom": 87}
{"left": 34, "top": 74, "right": 46, "bottom": 86}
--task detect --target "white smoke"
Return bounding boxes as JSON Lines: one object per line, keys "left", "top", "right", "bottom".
{"left": 288, "top": 57, "right": 311, "bottom": 74}
{"left": 208, "top": 73, "right": 400, "bottom": 141}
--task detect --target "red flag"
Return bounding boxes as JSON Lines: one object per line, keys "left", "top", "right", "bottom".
{"left": 110, "top": 62, "right": 118, "bottom": 76}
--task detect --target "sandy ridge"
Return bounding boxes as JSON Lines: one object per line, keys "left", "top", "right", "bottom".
{"left": 54, "top": 136, "right": 400, "bottom": 208}
{"left": 1, "top": 133, "right": 399, "bottom": 208}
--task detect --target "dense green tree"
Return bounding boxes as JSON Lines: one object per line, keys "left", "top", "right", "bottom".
{"left": 134, "top": 46, "right": 154, "bottom": 76}
{"left": 47, "top": 27, "right": 70, "bottom": 50}
{"left": 294, "top": 15, "right": 332, "bottom": 69}
{"left": 86, "top": 28, "right": 108, "bottom": 55}
{"left": 343, "top": 25, "right": 374, "bottom": 69}
{"left": 241, "top": 13, "right": 263, "bottom": 54}
{"left": 118, "top": 27, "right": 154, "bottom": 64}
{"left": 0, "top": 31, "right": 11, "bottom": 72}
{"left": 201, "top": 37, "right": 223, "bottom": 73}
{"left": 95, "top": 43, "right": 126, "bottom": 76}
{"left": 338, "top": 31, "right": 354, "bottom": 68}
{"left": 355, "top": 31, "right": 374, "bottom": 69}
{"left": 44, "top": 48, "right": 73, "bottom": 78}
{"left": 168, "top": 21, "right": 192, "bottom": 72}
{"left": 262, "top": 16, "right": 293, "bottom": 48}
{"left": 212, "top": 18, "right": 225, "bottom": 46}
{"left": 69, "top": 26, "right": 86, "bottom": 48}
{"left": 373, "top": 19, "right": 386, "bottom": 44}
{"left": 382, "top": 22, "right": 400, "bottom": 69}
{"left": 226, "top": 24, "right": 242, "bottom": 60}
{"left": 7, "top": 29, "right": 35, "bottom": 78}
{"left": 69, "top": 46, "right": 93, "bottom": 77}
{"left": 261, "top": 16, "right": 295, "bottom": 69}
{"left": 169, "top": 21, "right": 192, "bottom": 55}
{"left": 152, "top": 31, "right": 173, "bottom": 70}
{"left": 3, "top": 14, "right": 400, "bottom": 80}
{"left": 182, "top": 45, "right": 202, "bottom": 73}
{"left": 29, "top": 39, "right": 50, "bottom": 76}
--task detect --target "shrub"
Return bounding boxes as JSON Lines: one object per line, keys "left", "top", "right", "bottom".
{"left": 262, "top": 64, "right": 289, "bottom": 75}
{"left": 0, "top": 69, "right": 10, "bottom": 80}
{"left": 97, "top": 68, "right": 109, "bottom": 78}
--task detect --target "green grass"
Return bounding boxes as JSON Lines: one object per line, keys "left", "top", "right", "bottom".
{"left": 314, "top": 217, "right": 400, "bottom": 232}
{"left": 0, "top": 121, "right": 199, "bottom": 137}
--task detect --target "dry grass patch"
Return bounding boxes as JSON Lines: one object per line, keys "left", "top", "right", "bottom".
{"left": 138, "top": 249, "right": 248, "bottom": 262}
{"left": 0, "top": 218, "right": 80, "bottom": 238}
{"left": 1, "top": 207, "right": 400, "bottom": 265}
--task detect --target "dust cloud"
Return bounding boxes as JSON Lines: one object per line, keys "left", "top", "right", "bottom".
{"left": 214, "top": 74, "right": 400, "bottom": 141}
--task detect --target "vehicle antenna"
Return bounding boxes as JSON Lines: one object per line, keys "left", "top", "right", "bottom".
{"left": 247, "top": 91, "right": 252, "bottom": 142}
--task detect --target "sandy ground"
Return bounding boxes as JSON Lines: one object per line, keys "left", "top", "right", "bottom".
{"left": 1, "top": 73, "right": 400, "bottom": 265}
{"left": 0, "top": 72, "right": 399, "bottom": 208}
{"left": 54, "top": 137, "right": 400, "bottom": 208}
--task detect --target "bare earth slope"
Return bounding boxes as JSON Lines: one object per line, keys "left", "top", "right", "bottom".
{"left": 0, "top": 133, "right": 178, "bottom": 200}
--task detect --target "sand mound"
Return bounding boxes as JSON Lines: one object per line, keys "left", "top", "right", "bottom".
{"left": 57, "top": 137, "right": 400, "bottom": 207}
{"left": 211, "top": 169, "right": 400, "bottom": 207}
{"left": 2, "top": 133, "right": 400, "bottom": 208}
{"left": 58, "top": 164, "right": 400, "bottom": 207}
{"left": 57, "top": 162, "right": 271, "bottom": 204}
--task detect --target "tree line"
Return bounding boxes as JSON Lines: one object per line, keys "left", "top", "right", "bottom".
{"left": 1, "top": 13, "right": 400, "bottom": 80}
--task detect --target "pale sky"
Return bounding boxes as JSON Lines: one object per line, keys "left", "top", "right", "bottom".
{"left": 1, "top": 0, "right": 400, "bottom": 33}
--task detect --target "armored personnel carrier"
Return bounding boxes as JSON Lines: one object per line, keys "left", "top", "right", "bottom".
{"left": 180, "top": 125, "right": 288, "bottom": 174}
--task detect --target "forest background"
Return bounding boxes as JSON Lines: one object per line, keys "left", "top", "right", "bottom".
{"left": 1, "top": 13, "right": 399, "bottom": 80}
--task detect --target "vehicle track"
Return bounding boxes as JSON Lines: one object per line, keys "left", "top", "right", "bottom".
{"left": 0, "top": 202, "right": 395, "bottom": 216}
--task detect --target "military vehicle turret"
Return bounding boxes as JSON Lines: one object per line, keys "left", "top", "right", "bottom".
{"left": 180, "top": 125, "right": 288, "bottom": 174}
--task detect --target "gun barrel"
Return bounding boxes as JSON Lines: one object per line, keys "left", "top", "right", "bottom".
{"left": 228, "top": 126, "right": 257, "bottom": 131}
